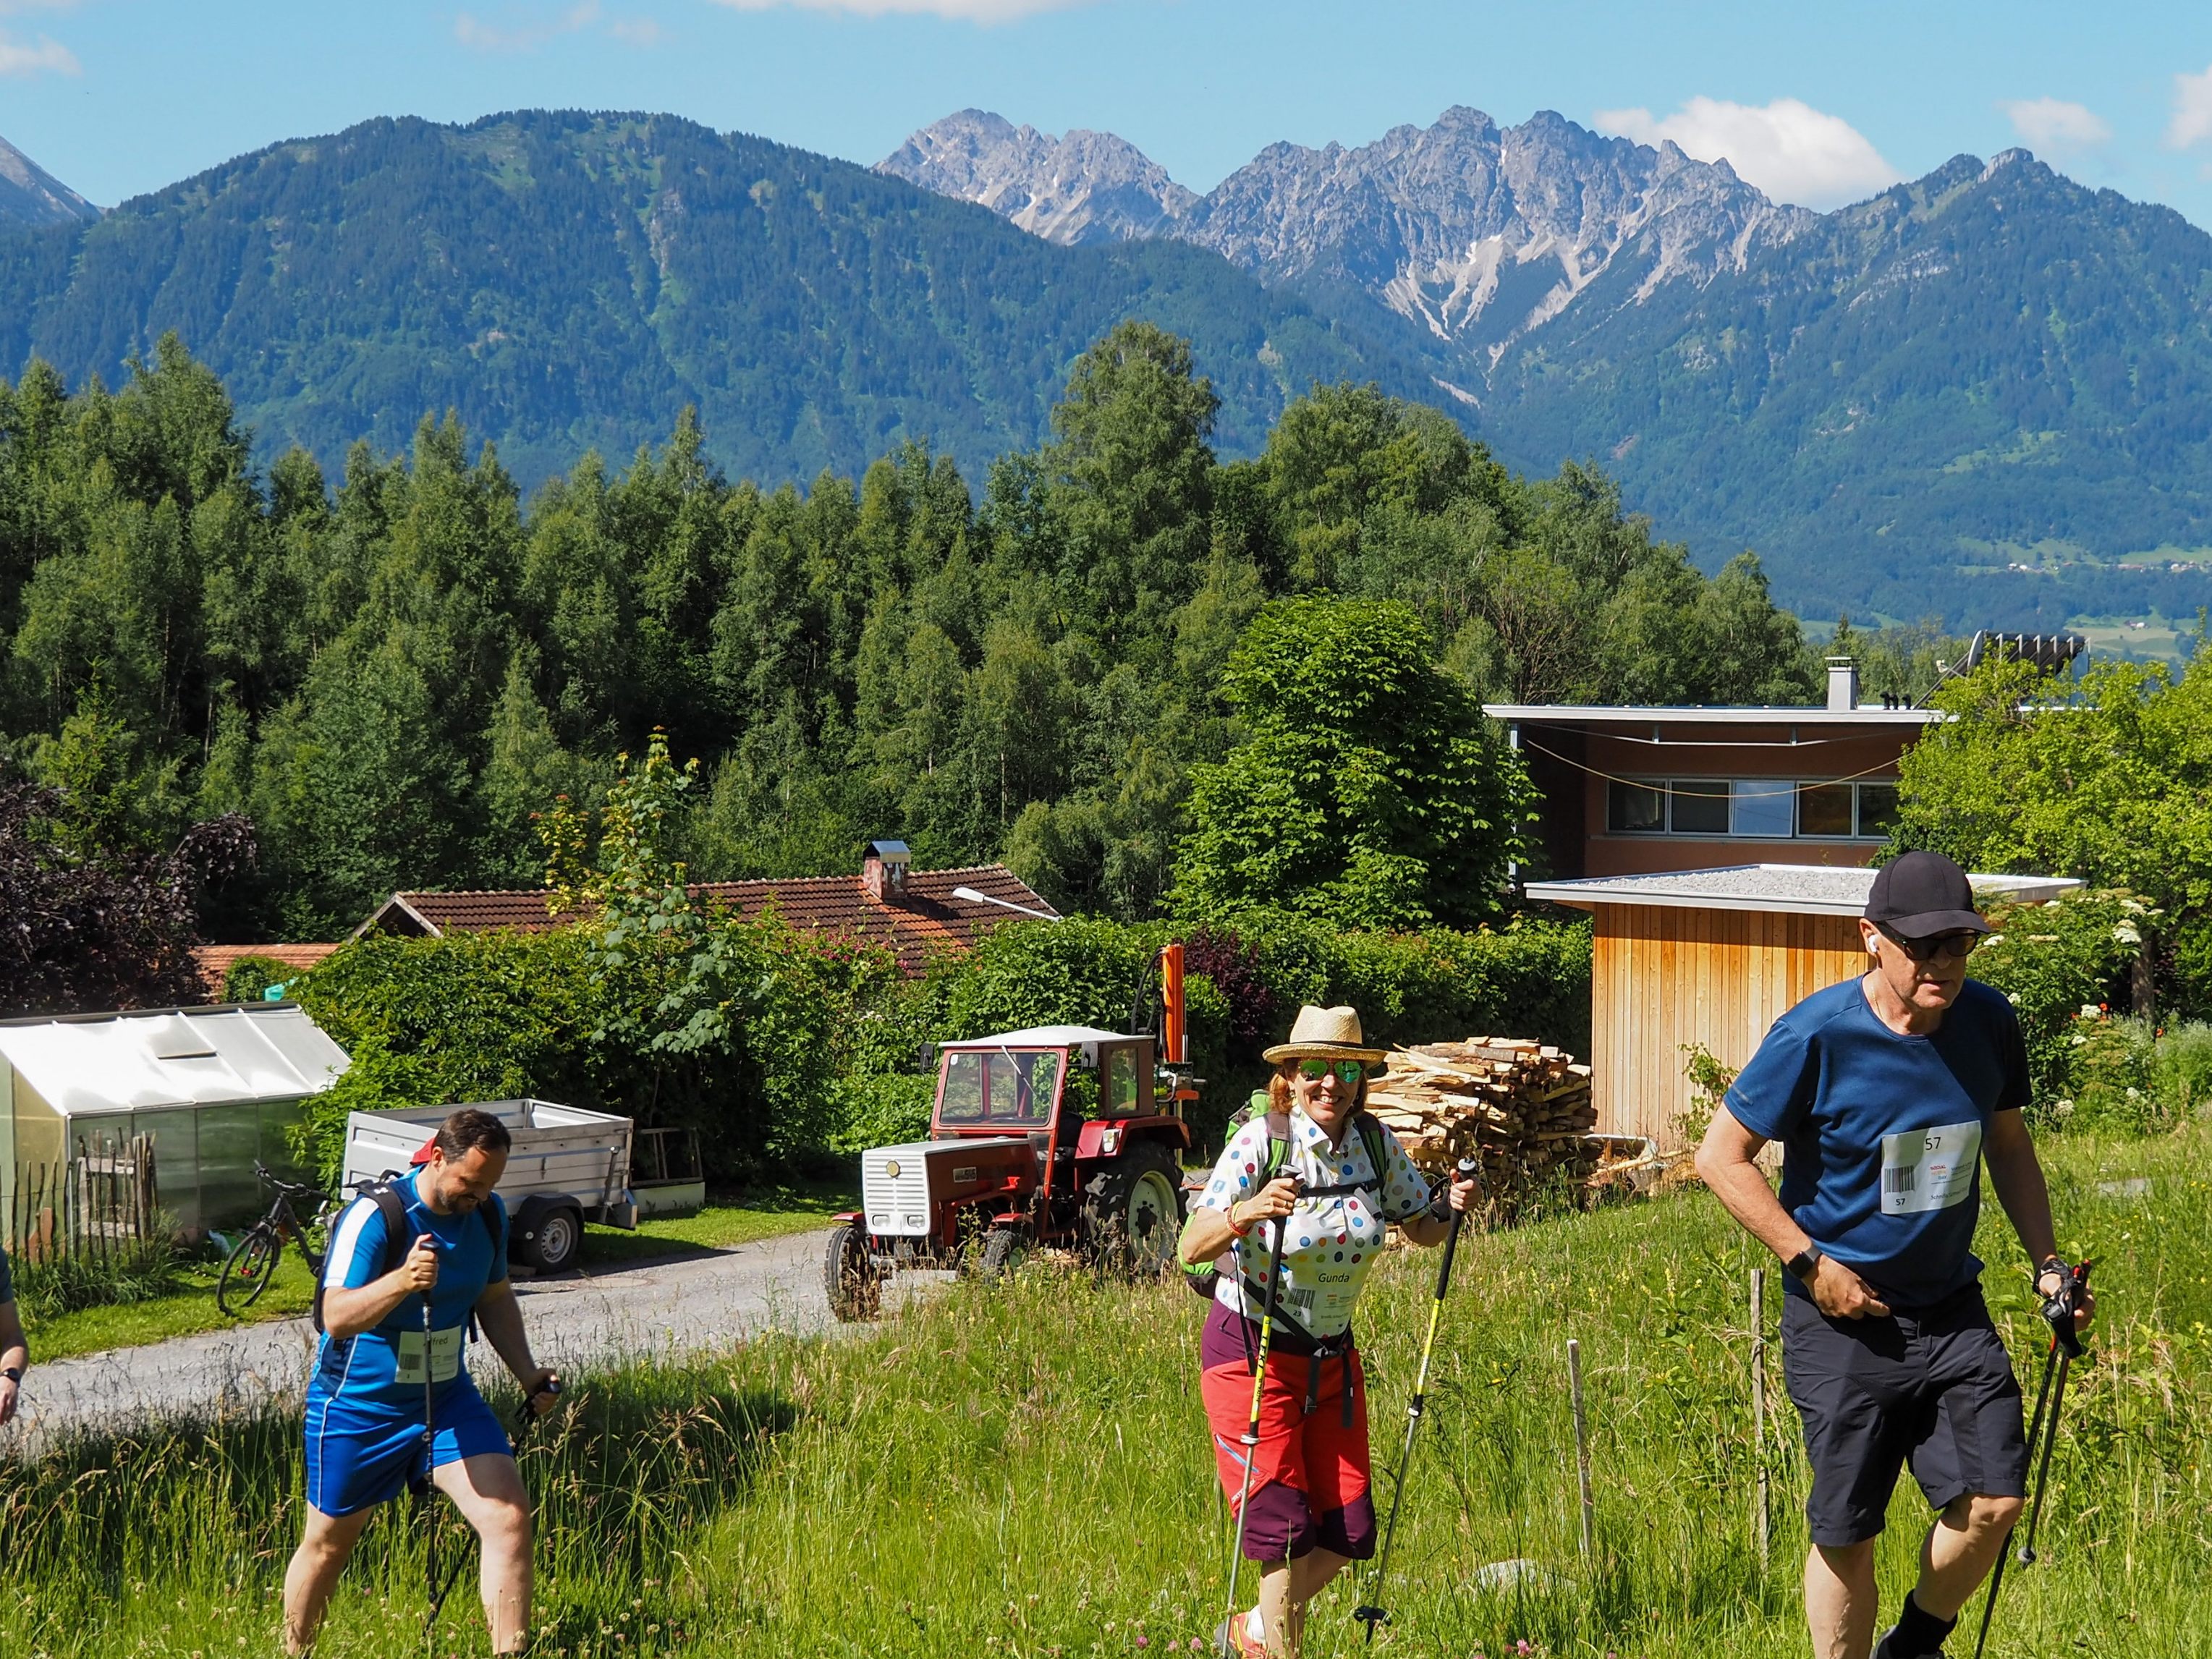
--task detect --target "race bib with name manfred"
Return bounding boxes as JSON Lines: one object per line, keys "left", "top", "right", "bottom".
{"left": 1880, "top": 1119, "right": 1983, "bottom": 1216}
{"left": 395, "top": 1325, "right": 464, "bottom": 1385}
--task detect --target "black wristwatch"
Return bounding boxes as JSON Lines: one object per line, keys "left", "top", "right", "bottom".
{"left": 1784, "top": 1247, "right": 1823, "bottom": 1284}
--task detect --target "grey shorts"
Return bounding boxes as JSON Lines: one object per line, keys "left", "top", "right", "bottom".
{"left": 1781, "top": 1282, "right": 2029, "bottom": 1547}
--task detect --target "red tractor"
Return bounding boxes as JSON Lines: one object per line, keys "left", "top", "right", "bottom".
{"left": 823, "top": 946, "right": 1200, "bottom": 1320}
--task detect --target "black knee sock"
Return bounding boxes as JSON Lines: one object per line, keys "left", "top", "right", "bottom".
{"left": 1894, "top": 1590, "right": 1957, "bottom": 1654}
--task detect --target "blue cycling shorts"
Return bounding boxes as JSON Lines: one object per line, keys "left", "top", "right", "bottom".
{"left": 304, "top": 1375, "right": 511, "bottom": 1518}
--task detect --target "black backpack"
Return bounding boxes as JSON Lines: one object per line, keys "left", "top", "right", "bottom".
{"left": 312, "top": 1180, "right": 507, "bottom": 1336}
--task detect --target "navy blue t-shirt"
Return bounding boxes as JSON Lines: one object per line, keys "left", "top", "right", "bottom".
{"left": 1726, "top": 976, "right": 2029, "bottom": 1310}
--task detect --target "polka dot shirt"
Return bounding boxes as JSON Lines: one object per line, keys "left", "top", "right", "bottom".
{"left": 1193, "top": 1106, "right": 1433, "bottom": 1338}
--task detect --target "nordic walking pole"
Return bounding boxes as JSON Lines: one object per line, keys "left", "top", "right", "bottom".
{"left": 425, "top": 1379, "right": 564, "bottom": 1634}
{"left": 1972, "top": 1260, "right": 2090, "bottom": 1659}
{"left": 1355, "top": 1158, "right": 1479, "bottom": 1644}
{"left": 1751, "top": 1268, "right": 1770, "bottom": 1571}
{"left": 1221, "top": 1179, "right": 1300, "bottom": 1658}
{"left": 417, "top": 1265, "right": 439, "bottom": 1653}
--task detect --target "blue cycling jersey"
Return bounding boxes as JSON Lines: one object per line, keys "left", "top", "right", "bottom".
{"left": 312, "top": 1170, "right": 508, "bottom": 1414}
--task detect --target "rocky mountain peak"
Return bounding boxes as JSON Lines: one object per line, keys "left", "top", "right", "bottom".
{"left": 1183, "top": 108, "right": 1815, "bottom": 359}
{"left": 0, "top": 134, "right": 99, "bottom": 227}
{"left": 883, "top": 105, "right": 1815, "bottom": 368}
{"left": 876, "top": 109, "right": 1195, "bottom": 247}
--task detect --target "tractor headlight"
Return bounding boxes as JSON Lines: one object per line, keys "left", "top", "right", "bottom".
{"left": 1100, "top": 1129, "right": 1122, "bottom": 1155}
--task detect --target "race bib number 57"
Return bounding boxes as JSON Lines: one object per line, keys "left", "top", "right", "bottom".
{"left": 1880, "top": 1119, "right": 1983, "bottom": 1215}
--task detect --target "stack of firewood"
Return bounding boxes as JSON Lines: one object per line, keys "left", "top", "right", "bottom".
{"left": 1364, "top": 1038, "right": 1600, "bottom": 1214}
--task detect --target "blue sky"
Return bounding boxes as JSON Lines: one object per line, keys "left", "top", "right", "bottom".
{"left": 4, "top": 0, "right": 2212, "bottom": 225}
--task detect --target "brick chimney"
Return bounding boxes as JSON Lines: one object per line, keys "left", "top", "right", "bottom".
{"left": 862, "top": 839, "right": 912, "bottom": 904}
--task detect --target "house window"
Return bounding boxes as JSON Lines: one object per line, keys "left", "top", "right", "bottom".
{"left": 1608, "top": 781, "right": 1665, "bottom": 833}
{"left": 1730, "top": 779, "right": 1794, "bottom": 839}
{"left": 1671, "top": 780, "right": 1729, "bottom": 834}
{"left": 1797, "top": 784, "right": 1854, "bottom": 837}
{"left": 1857, "top": 783, "right": 1900, "bottom": 838}
{"left": 1606, "top": 778, "right": 1900, "bottom": 840}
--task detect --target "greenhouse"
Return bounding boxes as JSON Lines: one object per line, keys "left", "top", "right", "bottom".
{"left": 0, "top": 1002, "right": 350, "bottom": 1239}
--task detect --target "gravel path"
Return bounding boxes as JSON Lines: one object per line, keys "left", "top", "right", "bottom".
{"left": 4, "top": 1227, "right": 849, "bottom": 1451}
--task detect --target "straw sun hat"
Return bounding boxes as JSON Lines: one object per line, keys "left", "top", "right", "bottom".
{"left": 1261, "top": 1004, "right": 1387, "bottom": 1066}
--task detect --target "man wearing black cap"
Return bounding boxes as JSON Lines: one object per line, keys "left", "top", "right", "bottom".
{"left": 1695, "top": 851, "right": 2094, "bottom": 1659}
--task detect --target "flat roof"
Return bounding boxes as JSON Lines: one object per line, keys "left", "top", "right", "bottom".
{"left": 1523, "top": 864, "right": 2080, "bottom": 917}
{"left": 1483, "top": 703, "right": 1941, "bottom": 727}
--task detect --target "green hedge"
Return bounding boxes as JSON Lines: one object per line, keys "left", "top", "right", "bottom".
{"left": 281, "top": 909, "right": 1595, "bottom": 1171}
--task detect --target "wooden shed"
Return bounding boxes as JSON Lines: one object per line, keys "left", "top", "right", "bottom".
{"left": 1522, "top": 865, "right": 2077, "bottom": 1148}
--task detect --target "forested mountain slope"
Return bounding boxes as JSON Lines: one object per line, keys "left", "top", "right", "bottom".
{"left": 0, "top": 111, "right": 1436, "bottom": 487}
{"left": 1494, "top": 150, "right": 2212, "bottom": 624}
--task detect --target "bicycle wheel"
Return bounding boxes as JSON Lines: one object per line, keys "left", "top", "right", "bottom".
{"left": 218, "top": 1223, "right": 284, "bottom": 1318}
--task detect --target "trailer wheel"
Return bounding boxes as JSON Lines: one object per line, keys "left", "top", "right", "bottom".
{"left": 515, "top": 1199, "right": 584, "bottom": 1274}
{"left": 824, "top": 1223, "right": 882, "bottom": 1321}
{"left": 1083, "top": 1140, "right": 1185, "bottom": 1280}
{"left": 978, "top": 1227, "right": 1027, "bottom": 1284}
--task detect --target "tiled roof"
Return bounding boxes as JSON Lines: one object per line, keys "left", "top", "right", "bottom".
{"left": 357, "top": 865, "right": 1059, "bottom": 977}
{"left": 190, "top": 943, "right": 341, "bottom": 999}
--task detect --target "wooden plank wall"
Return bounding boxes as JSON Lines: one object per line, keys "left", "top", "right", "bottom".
{"left": 1590, "top": 904, "right": 1867, "bottom": 1147}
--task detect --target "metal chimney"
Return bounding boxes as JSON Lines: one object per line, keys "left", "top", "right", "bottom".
{"left": 1825, "top": 656, "right": 1860, "bottom": 712}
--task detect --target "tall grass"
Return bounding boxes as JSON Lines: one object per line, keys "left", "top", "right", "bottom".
{"left": 5, "top": 1125, "right": 2209, "bottom": 1658}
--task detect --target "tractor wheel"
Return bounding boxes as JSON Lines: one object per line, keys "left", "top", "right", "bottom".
{"left": 1083, "top": 1140, "right": 1185, "bottom": 1280}
{"left": 977, "top": 1227, "right": 1027, "bottom": 1284}
{"left": 823, "top": 1223, "right": 882, "bottom": 1322}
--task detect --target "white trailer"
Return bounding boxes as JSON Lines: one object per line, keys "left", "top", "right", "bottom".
{"left": 339, "top": 1098, "right": 637, "bottom": 1273}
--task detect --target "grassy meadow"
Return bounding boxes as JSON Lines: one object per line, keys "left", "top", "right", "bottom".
{"left": 4, "top": 1124, "right": 2208, "bottom": 1659}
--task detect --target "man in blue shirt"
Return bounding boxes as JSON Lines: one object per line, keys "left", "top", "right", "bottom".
{"left": 284, "top": 1108, "right": 559, "bottom": 1656}
{"left": 1697, "top": 852, "right": 2093, "bottom": 1659}
{"left": 0, "top": 1242, "right": 25, "bottom": 1427}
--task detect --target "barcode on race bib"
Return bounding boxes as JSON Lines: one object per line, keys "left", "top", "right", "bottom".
{"left": 1883, "top": 1167, "right": 1917, "bottom": 1194}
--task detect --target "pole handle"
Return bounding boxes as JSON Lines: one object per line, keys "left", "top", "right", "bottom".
{"left": 1431, "top": 1158, "right": 1478, "bottom": 1298}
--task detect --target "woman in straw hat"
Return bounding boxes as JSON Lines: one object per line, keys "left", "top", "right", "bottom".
{"left": 1179, "top": 1004, "right": 1478, "bottom": 1659}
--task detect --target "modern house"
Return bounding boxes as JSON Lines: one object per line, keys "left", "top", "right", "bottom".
{"left": 351, "top": 842, "right": 1059, "bottom": 977}
{"left": 1522, "top": 864, "right": 2078, "bottom": 1148}
{"left": 1486, "top": 659, "right": 1940, "bottom": 881}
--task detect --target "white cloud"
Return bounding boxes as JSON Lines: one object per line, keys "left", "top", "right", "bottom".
{"left": 1594, "top": 96, "right": 1901, "bottom": 211}
{"left": 2169, "top": 61, "right": 2212, "bottom": 149}
{"left": 455, "top": 1, "right": 601, "bottom": 51}
{"left": 2001, "top": 97, "right": 2110, "bottom": 153}
{"left": 607, "top": 14, "right": 664, "bottom": 43}
{"left": 0, "top": 27, "right": 77, "bottom": 75}
{"left": 707, "top": 0, "right": 1094, "bottom": 23}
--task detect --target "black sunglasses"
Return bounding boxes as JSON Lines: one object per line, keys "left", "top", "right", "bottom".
{"left": 1878, "top": 927, "right": 1981, "bottom": 964}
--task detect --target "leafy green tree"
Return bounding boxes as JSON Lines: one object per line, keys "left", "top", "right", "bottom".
{"left": 1171, "top": 595, "right": 1532, "bottom": 928}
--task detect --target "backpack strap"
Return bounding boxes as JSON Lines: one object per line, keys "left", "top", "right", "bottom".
{"left": 313, "top": 1181, "right": 414, "bottom": 1336}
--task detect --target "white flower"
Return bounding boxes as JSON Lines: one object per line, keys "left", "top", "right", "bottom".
{"left": 2055, "top": 1099, "right": 2075, "bottom": 1116}
{"left": 2114, "top": 923, "right": 2141, "bottom": 946}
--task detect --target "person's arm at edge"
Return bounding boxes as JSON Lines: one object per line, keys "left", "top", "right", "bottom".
{"left": 1695, "top": 1105, "right": 1891, "bottom": 1319}
{"left": 1983, "top": 1109, "right": 2093, "bottom": 1331}
{"left": 0, "top": 1295, "right": 26, "bottom": 1427}
{"left": 472, "top": 1280, "right": 559, "bottom": 1413}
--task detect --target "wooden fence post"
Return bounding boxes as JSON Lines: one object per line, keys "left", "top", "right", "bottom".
{"left": 1568, "top": 1336, "right": 1595, "bottom": 1562}
{"left": 1751, "top": 1269, "right": 1771, "bottom": 1570}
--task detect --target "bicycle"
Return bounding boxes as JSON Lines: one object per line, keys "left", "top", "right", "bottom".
{"left": 217, "top": 1162, "right": 338, "bottom": 1318}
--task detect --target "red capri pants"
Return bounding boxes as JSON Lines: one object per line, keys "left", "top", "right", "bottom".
{"left": 1199, "top": 1299, "right": 1377, "bottom": 1561}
